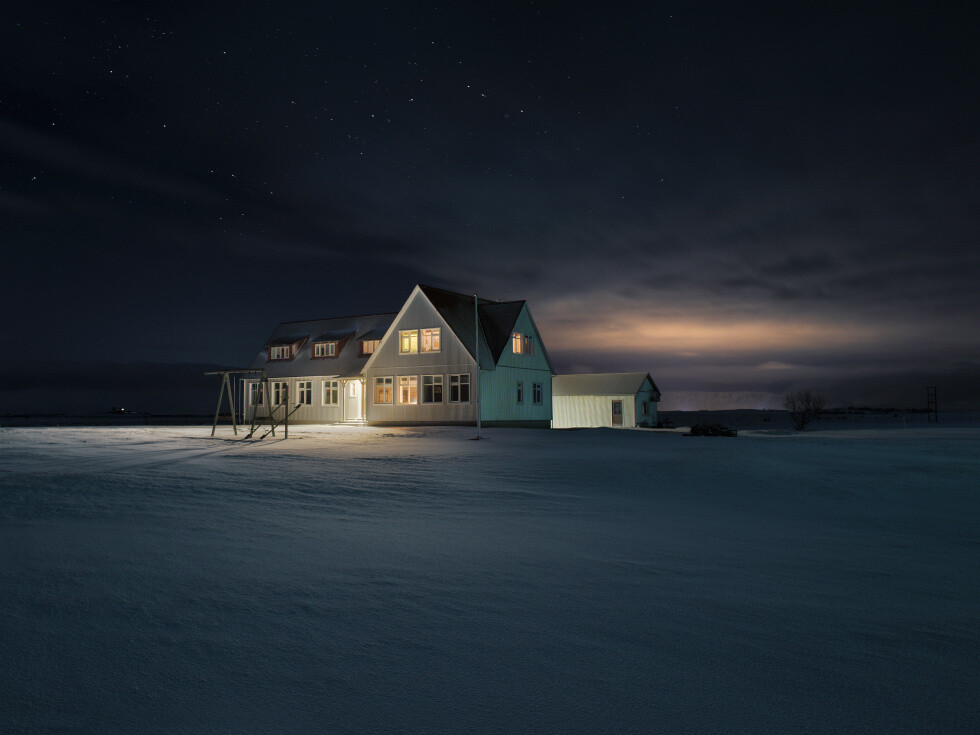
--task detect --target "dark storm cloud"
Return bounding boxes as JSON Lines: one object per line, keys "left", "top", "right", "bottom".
{"left": 1, "top": 2, "right": 978, "bottom": 409}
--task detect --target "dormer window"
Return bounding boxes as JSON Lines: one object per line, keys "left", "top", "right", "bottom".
{"left": 361, "top": 339, "right": 380, "bottom": 355}
{"left": 313, "top": 341, "right": 337, "bottom": 358}
{"left": 512, "top": 332, "right": 522, "bottom": 354}
{"left": 266, "top": 334, "right": 307, "bottom": 361}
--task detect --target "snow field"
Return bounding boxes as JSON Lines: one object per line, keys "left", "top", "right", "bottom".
{"left": 1, "top": 425, "right": 978, "bottom": 733}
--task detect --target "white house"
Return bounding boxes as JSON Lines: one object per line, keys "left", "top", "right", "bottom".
{"left": 551, "top": 372, "right": 661, "bottom": 429}
{"left": 243, "top": 284, "right": 555, "bottom": 428}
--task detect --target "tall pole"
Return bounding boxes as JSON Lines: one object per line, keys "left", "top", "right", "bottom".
{"left": 474, "top": 293, "right": 482, "bottom": 440}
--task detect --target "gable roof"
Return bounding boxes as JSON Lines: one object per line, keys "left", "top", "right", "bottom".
{"left": 249, "top": 312, "right": 396, "bottom": 378}
{"left": 416, "top": 284, "right": 497, "bottom": 369}
{"left": 553, "top": 372, "right": 661, "bottom": 399}
{"left": 478, "top": 300, "right": 525, "bottom": 363}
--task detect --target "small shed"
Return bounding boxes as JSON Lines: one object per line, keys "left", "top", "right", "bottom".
{"left": 551, "top": 372, "right": 661, "bottom": 428}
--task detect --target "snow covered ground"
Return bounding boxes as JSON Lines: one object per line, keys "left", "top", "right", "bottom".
{"left": 1, "top": 424, "right": 977, "bottom": 733}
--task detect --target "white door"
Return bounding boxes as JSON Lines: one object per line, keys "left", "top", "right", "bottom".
{"left": 344, "top": 380, "right": 363, "bottom": 420}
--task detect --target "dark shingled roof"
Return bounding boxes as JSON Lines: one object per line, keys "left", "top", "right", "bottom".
{"left": 251, "top": 313, "right": 395, "bottom": 378}
{"left": 311, "top": 329, "right": 356, "bottom": 342}
{"left": 264, "top": 333, "right": 309, "bottom": 347}
{"left": 478, "top": 301, "right": 525, "bottom": 363}
{"left": 417, "top": 285, "right": 497, "bottom": 369}
{"left": 357, "top": 326, "right": 387, "bottom": 341}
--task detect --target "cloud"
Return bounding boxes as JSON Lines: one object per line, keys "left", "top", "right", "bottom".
{"left": 0, "top": 118, "right": 219, "bottom": 205}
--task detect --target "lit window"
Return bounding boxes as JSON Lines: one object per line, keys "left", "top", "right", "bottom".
{"left": 361, "top": 339, "right": 379, "bottom": 355}
{"left": 297, "top": 381, "right": 312, "bottom": 405}
{"left": 269, "top": 345, "right": 292, "bottom": 360}
{"left": 271, "top": 381, "right": 288, "bottom": 405}
{"left": 374, "top": 377, "right": 393, "bottom": 404}
{"left": 422, "top": 375, "right": 443, "bottom": 403}
{"left": 398, "top": 376, "right": 417, "bottom": 404}
{"left": 399, "top": 330, "right": 418, "bottom": 354}
{"left": 313, "top": 342, "right": 336, "bottom": 358}
{"left": 516, "top": 381, "right": 524, "bottom": 404}
{"left": 533, "top": 383, "right": 542, "bottom": 405}
{"left": 524, "top": 335, "right": 533, "bottom": 355}
{"left": 449, "top": 374, "right": 470, "bottom": 403}
{"left": 420, "top": 328, "right": 441, "bottom": 352}
{"left": 249, "top": 383, "right": 264, "bottom": 406}
{"left": 512, "top": 333, "right": 522, "bottom": 354}
{"left": 322, "top": 380, "right": 340, "bottom": 406}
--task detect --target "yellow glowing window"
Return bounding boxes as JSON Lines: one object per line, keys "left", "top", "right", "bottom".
{"left": 399, "top": 330, "right": 418, "bottom": 354}
{"left": 398, "top": 376, "right": 418, "bottom": 404}
{"left": 512, "top": 333, "right": 522, "bottom": 354}
{"left": 420, "top": 328, "right": 441, "bottom": 352}
{"left": 361, "top": 339, "right": 379, "bottom": 355}
{"left": 375, "top": 377, "right": 393, "bottom": 404}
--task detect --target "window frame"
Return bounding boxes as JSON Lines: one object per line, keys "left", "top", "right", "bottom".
{"left": 322, "top": 380, "right": 340, "bottom": 406}
{"left": 249, "top": 382, "right": 264, "bottom": 406}
{"left": 360, "top": 339, "right": 379, "bottom": 356}
{"left": 399, "top": 329, "right": 419, "bottom": 354}
{"left": 516, "top": 381, "right": 524, "bottom": 405}
{"left": 421, "top": 374, "right": 444, "bottom": 404}
{"left": 374, "top": 376, "right": 393, "bottom": 404}
{"left": 533, "top": 383, "right": 543, "bottom": 405}
{"left": 449, "top": 373, "right": 470, "bottom": 403}
{"left": 524, "top": 335, "right": 533, "bottom": 355}
{"left": 420, "top": 328, "right": 441, "bottom": 353}
{"left": 512, "top": 332, "right": 522, "bottom": 354}
{"left": 312, "top": 341, "right": 337, "bottom": 358}
{"left": 398, "top": 375, "right": 418, "bottom": 405}
{"left": 271, "top": 381, "right": 289, "bottom": 406}
{"left": 268, "top": 345, "right": 292, "bottom": 360}
{"left": 296, "top": 381, "right": 312, "bottom": 405}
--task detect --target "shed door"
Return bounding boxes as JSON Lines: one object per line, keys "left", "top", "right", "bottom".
{"left": 611, "top": 400, "right": 623, "bottom": 426}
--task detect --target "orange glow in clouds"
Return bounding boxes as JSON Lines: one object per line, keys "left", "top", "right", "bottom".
{"left": 545, "top": 316, "right": 885, "bottom": 354}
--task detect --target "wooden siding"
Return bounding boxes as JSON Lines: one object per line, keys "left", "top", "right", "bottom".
{"left": 494, "top": 304, "right": 553, "bottom": 373}
{"left": 552, "top": 394, "right": 638, "bottom": 428}
{"left": 363, "top": 288, "right": 479, "bottom": 424}
{"left": 242, "top": 377, "right": 361, "bottom": 424}
{"left": 479, "top": 366, "right": 552, "bottom": 424}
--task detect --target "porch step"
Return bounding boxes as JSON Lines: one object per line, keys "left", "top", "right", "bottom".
{"left": 339, "top": 418, "right": 368, "bottom": 426}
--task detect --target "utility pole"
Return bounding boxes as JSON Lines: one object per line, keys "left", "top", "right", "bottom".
{"left": 474, "top": 293, "right": 482, "bottom": 440}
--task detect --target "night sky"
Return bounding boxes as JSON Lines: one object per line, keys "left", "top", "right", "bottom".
{"left": 3, "top": 2, "right": 978, "bottom": 413}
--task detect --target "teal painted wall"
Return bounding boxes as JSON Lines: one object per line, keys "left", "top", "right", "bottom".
{"left": 479, "top": 303, "right": 553, "bottom": 423}
{"left": 479, "top": 366, "right": 552, "bottom": 423}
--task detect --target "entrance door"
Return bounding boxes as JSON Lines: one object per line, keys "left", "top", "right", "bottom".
{"left": 344, "top": 380, "right": 363, "bottom": 420}
{"left": 611, "top": 400, "right": 623, "bottom": 426}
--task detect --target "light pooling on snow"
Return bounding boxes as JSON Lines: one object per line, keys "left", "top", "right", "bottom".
{"left": 0, "top": 424, "right": 977, "bottom": 732}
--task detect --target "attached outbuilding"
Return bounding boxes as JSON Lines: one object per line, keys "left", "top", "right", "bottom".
{"left": 551, "top": 372, "right": 661, "bottom": 429}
